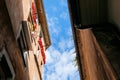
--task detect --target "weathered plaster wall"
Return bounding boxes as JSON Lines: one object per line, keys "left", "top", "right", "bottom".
{"left": 0, "top": 0, "right": 27, "bottom": 79}
{"left": 27, "top": 53, "right": 40, "bottom": 80}
{"left": 0, "top": 0, "right": 43, "bottom": 80}
{"left": 5, "top": 0, "right": 32, "bottom": 38}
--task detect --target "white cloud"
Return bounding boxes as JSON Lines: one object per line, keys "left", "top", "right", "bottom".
{"left": 58, "top": 37, "right": 74, "bottom": 52}
{"left": 48, "top": 17, "right": 58, "bottom": 27}
{"left": 46, "top": 46, "right": 61, "bottom": 64}
{"left": 44, "top": 47, "right": 79, "bottom": 80}
{"left": 67, "top": 26, "right": 72, "bottom": 37}
{"left": 46, "top": 15, "right": 60, "bottom": 35}
{"left": 56, "top": 25, "right": 74, "bottom": 52}
{"left": 60, "top": 12, "right": 68, "bottom": 20}
{"left": 45, "top": 50, "right": 53, "bottom": 64}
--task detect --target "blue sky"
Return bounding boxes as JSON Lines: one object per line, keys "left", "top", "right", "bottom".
{"left": 43, "top": 0, "right": 80, "bottom": 80}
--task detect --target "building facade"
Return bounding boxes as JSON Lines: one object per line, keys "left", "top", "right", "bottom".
{"left": 0, "top": 0, "right": 51, "bottom": 80}
{"left": 68, "top": 0, "right": 120, "bottom": 80}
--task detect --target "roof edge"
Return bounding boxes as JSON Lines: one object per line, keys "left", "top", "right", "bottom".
{"left": 35, "top": 0, "right": 51, "bottom": 49}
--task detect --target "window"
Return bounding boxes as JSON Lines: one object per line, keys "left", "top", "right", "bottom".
{"left": 22, "top": 21, "right": 32, "bottom": 50}
{"left": 0, "top": 47, "right": 15, "bottom": 80}
{"left": 17, "top": 29, "right": 28, "bottom": 67}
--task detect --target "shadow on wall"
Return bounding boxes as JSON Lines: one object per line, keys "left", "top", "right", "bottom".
{"left": 0, "top": 0, "right": 28, "bottom": 80}
{"left": 92, "top": 23, "right": 120, "bottom": 79}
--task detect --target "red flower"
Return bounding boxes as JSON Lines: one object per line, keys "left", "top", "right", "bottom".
{"left": 38, "top": 38, "right": 46, "bottom": 64}
{"left": 33, "top": 24, "right": 37, "bottom": 31}
{"left": 32, "top": 2, "right": 37, "bottom": 23}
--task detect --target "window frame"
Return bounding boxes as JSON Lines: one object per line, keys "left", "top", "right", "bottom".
{"left": 0, "top": 47, "right": 15, "bottom": 80}
{"left": 17, "top": 27, "right": 28, "bottom": 67}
